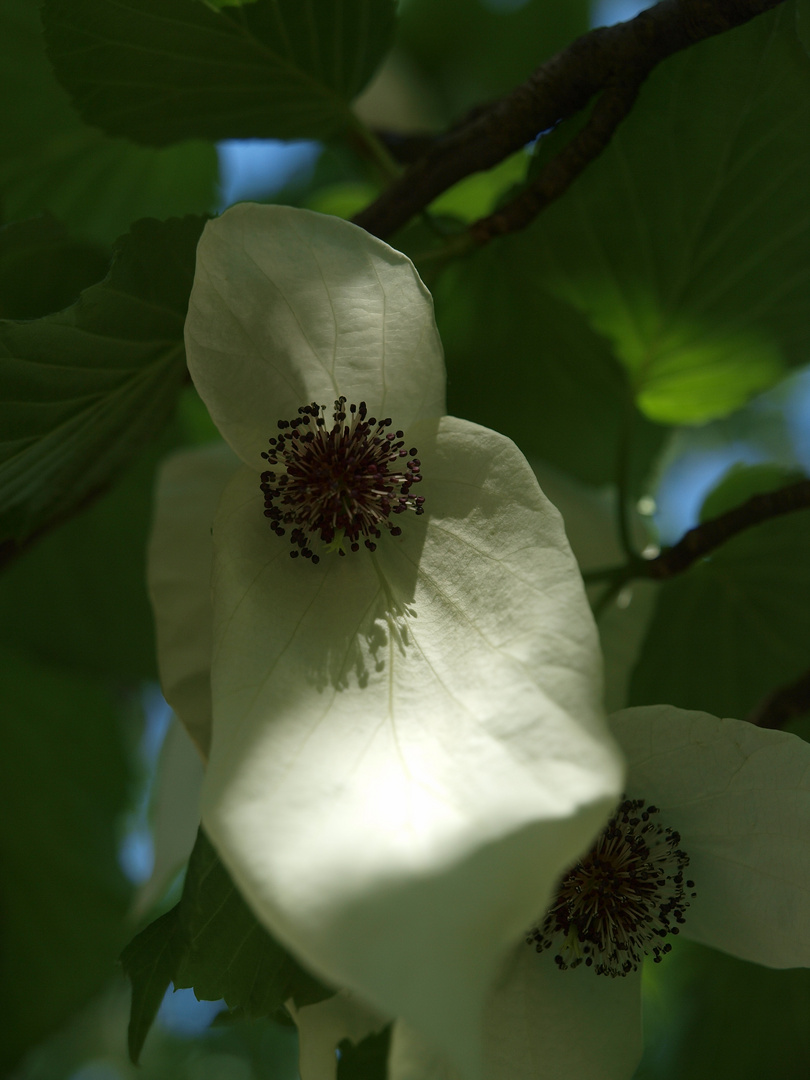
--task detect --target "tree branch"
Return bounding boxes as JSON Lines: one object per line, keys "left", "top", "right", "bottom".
{"left": 642, "top": 479, "right": 810, "bottom": 580}
{"left": 353, "top": 0, "right": 785, "bottom": 241}
{"left": 469, "top": 83, "right": 640, "bottom": 244}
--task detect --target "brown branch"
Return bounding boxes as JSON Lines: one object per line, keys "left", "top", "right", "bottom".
{"left": 469, "top": 83, "right": 640, "bottom": 244}
{"left": 353, "top": 0, "right": 785, "bottom": 241}
{"left": 747, "top": 667, "right": 810, "bottom": 729}
{"left": 642, "top": 479, "right": 810, "bottom": 581}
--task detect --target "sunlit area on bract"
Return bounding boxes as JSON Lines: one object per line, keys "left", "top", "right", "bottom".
{"left": 3, "top": 2, "right": 810, "bottom": 1080}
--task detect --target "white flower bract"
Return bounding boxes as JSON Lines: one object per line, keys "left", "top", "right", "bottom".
{"left": 148, "top": 203, "right": 624, "bottom": 1078}
{"left": 375, "top": 705, "right": 810, "bottom": 1080}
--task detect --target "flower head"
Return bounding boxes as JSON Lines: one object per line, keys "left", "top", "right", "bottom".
{"left": 528, "top": 795, "right": 695, "bottom": 978}
{"left": 381, "top": 704, "right": 810, "bottom": 1080}
{"left": 148, "top": 203, "right": 623, "bottom": 1078}
{"left": 259, "top": 396, "right": 424, "bottom": 560}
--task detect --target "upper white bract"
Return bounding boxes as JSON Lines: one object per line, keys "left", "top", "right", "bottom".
{"left": 149, "top": 203, "right": 624, "bottom": 1078}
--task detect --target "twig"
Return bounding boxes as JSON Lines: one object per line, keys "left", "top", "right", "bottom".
{"left": 642, "top": 479, "right": 810, "bottom": 580}
{"left": 583, "top": 479, "right": 810, "bottom": 586}
{"left": 616, "top": 389, "right": 642, "bottom": 562}
{"left": 469, "top": 84, "right": 639, "bottom": 244}
{"left": 591, "top": 566, "right": 636, "bottom": 621}
{"left": 345, "top": 114, "right": 402, "bottom": 184}
{"left": 747, "top": 667, "right": 810, "bottom": 729}
{"left": 353, "top": 0, "right": 785, "bottom": 241}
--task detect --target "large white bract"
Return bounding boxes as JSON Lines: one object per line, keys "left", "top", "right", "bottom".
{"left": 148, "top": 203, "right": 624, "bottom": 1078}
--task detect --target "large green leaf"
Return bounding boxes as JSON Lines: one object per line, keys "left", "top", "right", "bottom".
{"left": 0, "top": 215, "right": 110, "bottom": 319}
{"left": 0, "top": 422, "right": 189, "bottom": 682}
{"left": 528, "top": 7, "right": 810, "bottom": 425}
{"left": 120, "top": 908, "right": 184, "bottom": 1065}
{"left": 797, "top": 0, "right": 810, "bottom": 56}
{"left": 122, "top": 830, "right": 334, "bottom": 1063}
{"left": 43, "top": 0, "right": 396, "bottom": 146}
{"left": 0, "top": 215, "right": 204, "bottom": 544}
{"left": 0, "top": 0, "right": 217, "bottom": 246}
{"left": 432, "top": 235, "right": 666, "bottom": 490}
{"left": 0, "top": 646, "right": 133, "bottom": 1072}
{"left": 337, "top": 1027, "right": 392, "bottom": 1080}
{"left": 397, "top": 0, "right": 592, "bottom": 119}
{"left": 636, "top": 941, "right": 810, "bottom": 1080}
{"left": 174, "top": 830, "right": 334, "bottom": 1015}
{"left": 629, "top": 467, "right": 810, "bottom": 718}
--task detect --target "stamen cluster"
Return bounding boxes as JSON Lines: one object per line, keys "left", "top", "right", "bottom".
{"left": 528, "top": 798, "right": 696, "bottom": 977}
{"left": 260, "top": 397, "right": 424, "bottom": 564}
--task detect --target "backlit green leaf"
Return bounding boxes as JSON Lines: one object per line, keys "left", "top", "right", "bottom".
{"left": 432, "top": 235, "right": 666, "bottom": 490}
{"left": 528, "top": 7, "right": 810, "bottom": 424}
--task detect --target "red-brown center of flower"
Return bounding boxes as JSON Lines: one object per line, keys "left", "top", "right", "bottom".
{"left": 260, "top": 397, "right": 424, "bottom": 565}
{"left": 528, "top": 798, "right": 696, "bottom": 977}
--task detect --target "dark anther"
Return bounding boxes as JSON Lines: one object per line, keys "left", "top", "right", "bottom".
{"left": 260, "top": 398, "right": 425, "bottom": 563}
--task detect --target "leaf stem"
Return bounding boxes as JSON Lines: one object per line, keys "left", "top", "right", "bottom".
{"left": 346, "top": 113, "right": 402, "bottom": 186}
{"left": 616, "top": 388, "right": 639, "bottom": 561}
{"left": 591, "top": 567, "right": 634, "bottom": 621}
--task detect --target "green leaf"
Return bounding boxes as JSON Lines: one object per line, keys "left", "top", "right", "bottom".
{"left": 175, "top": 830, "right": 335, "bottom": 1015}
{"left": 797, "top": 0, "right": 810, "bottom": 57}
{"left": 43, "top": 0, "right": 397, "bottom": 146}
{"left": 120, "top": 830, "right": 334, "bottom": 1062}
{"left": 432, "top": 236, "right": 666, "bottom": 490}
{"left": 0, "top": 421, "right": 188, "bottom": 681}
{"left": 120, "top": 907, "right": 184, "bottom": 1065}
{"left": 0, "top": 214, "right": 204, "bottom": 543}
{"left": 629, "top": 467, "right": 810, "bottom": 718}
{"left": 0, "top": 215, "right": 110, "bottom": 319}
{"left": 397, "top": 0, "right": 592, "bottom": 119}
{"left": 206, "top": 0, "right": 259, "bottom": 8}
{"left": 337, "top": 1026, "right": 393, "bottom": 1080}
{"left": 0, "top": 646, "right": 132, "bottom": 1072}
{"left": 699, "top": 462, "right": 807, "bottom": 522}
{"left": 528, "top": 7, "right": 810, "bottom": 425}
{"left": 0, "top": 0, "right": 217, "bottom": 246}
{"left": 637, "top": 941, "right": 810, "bottom": 1080}
{"left": 429, "top": 151, "right": 528, "bottom": 223}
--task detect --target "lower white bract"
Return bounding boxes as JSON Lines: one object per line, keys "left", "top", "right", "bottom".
{"left": 366, "top": 705, "right": 810, "bottom": 1080}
